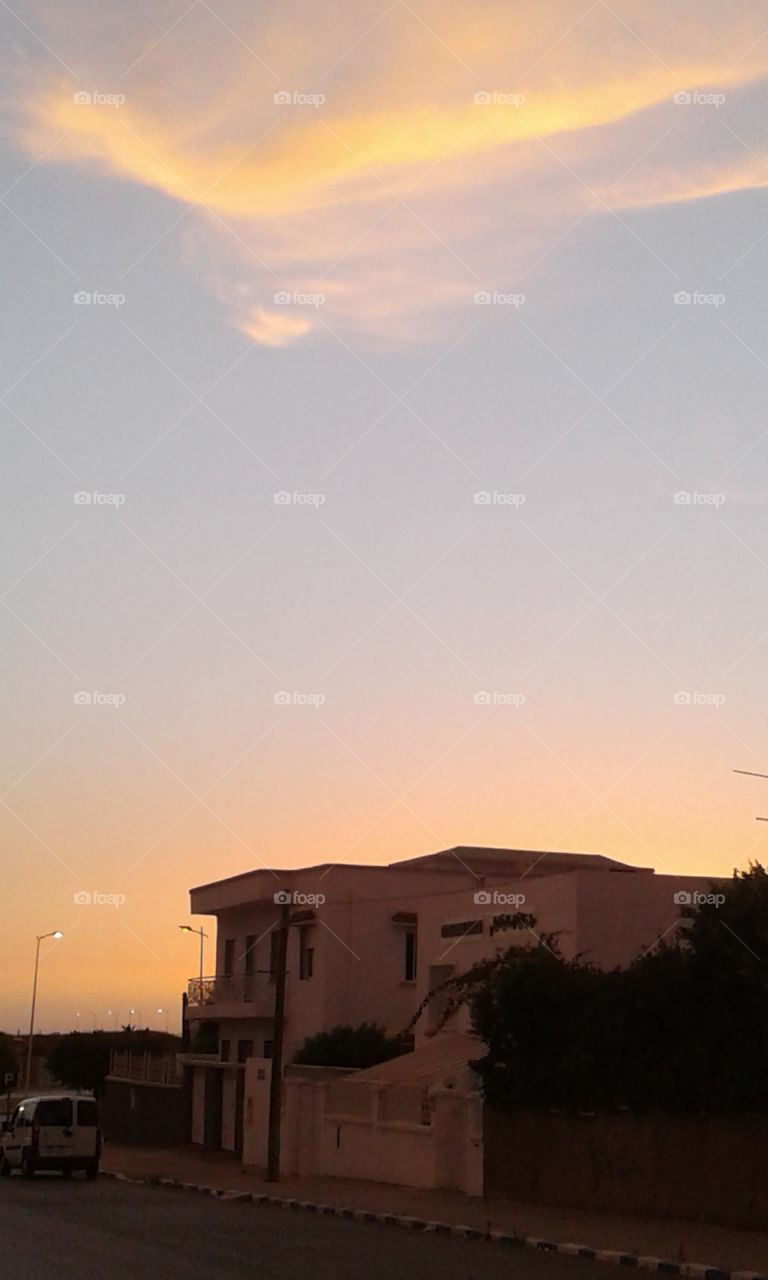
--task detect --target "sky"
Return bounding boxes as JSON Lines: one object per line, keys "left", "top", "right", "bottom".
{"left": 2, "top": 0, "right": 768, "bottom": 1033}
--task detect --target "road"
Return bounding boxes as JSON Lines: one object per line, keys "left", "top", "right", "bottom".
{"left": 0, "top": 1174, "right": 611, "bottom": 1279}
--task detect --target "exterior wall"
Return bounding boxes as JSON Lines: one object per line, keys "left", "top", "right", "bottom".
{"left": 276, "top": 1070, "right": 482, "bottom": 1195}
{"left": 102, "top": 1077, "right": 185, "bottom": 1146}
{"left": 413, "top": 869, "right": 720, "bottom": 1041}
{"left": 484, "top": 1109, "right": 768, "bottom": 1229}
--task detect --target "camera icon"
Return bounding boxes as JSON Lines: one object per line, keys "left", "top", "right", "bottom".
{"left": 674, "top": 890, "right": 692, "bottom": 905}
{"left": 273, "top": 691, "right": 291, "bottom": 704}
{"left": 73, "top": 491, "right": 92, "bottom": 504}
{"left": 273, "top": 91, "right": 292, "bottom": 105}
{"left": 473, "top": 91, "right": 492, "bottom": 105}
{"left": 73, "top": 890, "right": 92, "bottom": 905}
{"left": 273, "top": 291, "right": 292, "bottom": 304}
{"left": 273, "top": 890, "right": 292, "bottom": 905}
{"left": 273, "top": 491, "right": 292, "bottom": 505}
{"left": 674, "top": 91, "right": 692, "bottom": 105}
{"left": 673, "top": 691, "right": 692, "bottom": 705}
{"left": 473, "top": 291, "right": 492, "bottom": 304}
{"left": 74, "top": 291, "right": 92, "bottom": 305}
{"left": 673, "top": 491, "right": 692, "bottom": 505}
{"left": 473, "top": 691, "right": 492, "bottom": 704}
{"left": 474, "top": 889, "right": 492, "bottom": 904}
{"left": 73, "top": 91, "right": 92, "bottom": 105}
{"left": 73, "top": 691, "right": 92, "bottom": 705}
{"left": 473, "top": 491, "right": 492, "bottom": 505}
{"left": 673, "top": 291, "right": 691, "bottom": 305}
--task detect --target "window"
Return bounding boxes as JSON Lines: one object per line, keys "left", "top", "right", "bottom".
{"left": 440, "top": 919, "right": 483, "bottom": 939}
{"left": 220, "top": 1039, "right": 231, "bottom": 1063}
{"left": 243, "top": 935, "right": 257, "bottom": 1001}
{"left": 299, "top": 925, "right": 314, "bottom": 980}
{"left": 237, "top": 1039, "right": 254, "bottom": 1064}
{"left": 403, "top": 928, "right": 417, "bottom": 981}
{"left": 263, "top": 1039, "right": 273, "bottom": 1059}
{"left": 77, "top": 1099, "right": 98, "bottom": 1126}
{"left": 223, "top": 938, "right": 235, "bottom": 976}
{"left": 36, "top": 1099, "right": 73, "bottom": 1126}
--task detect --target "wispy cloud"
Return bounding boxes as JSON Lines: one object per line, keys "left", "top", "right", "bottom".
{"left": 8, "top": 0, "right": 768, "bottom": 343}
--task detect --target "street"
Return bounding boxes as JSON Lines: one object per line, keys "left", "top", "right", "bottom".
{"left": 0, "top": 1175, "right": 610, "bottom": 1279}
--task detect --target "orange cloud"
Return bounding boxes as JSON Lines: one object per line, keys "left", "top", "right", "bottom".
{"left": 10, "top": 0, "right": 768, "bottom": 342}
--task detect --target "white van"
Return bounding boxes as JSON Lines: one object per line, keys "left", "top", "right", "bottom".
{"left": 0, "top": 1094, "right": 101, "bottom": 1178}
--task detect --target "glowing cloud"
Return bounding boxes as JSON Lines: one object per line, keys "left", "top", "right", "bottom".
{"left": 9, "top": 0, "right": 768, "bottom": 342}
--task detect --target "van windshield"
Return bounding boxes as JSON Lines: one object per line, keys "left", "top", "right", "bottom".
{"left": 36, "top": 1099, "right": 73, "bottom": 1126}
{"left": 77, "top": 1100, "right": 98, "bottom": 1126}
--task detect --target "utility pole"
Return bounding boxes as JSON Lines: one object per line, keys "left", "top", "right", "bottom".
{"left": 266, "top": 898, "right": 290, "bottom": 1181}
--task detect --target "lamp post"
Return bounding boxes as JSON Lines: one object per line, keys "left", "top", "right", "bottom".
{"left": 178, "top": 925, "right": 207, "bottom": 998}
{"left": 25, "top": 930, "right": 63, "bottom": 1090}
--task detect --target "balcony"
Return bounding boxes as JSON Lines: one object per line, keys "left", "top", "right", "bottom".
{"left": 186, "top": 973, "right": 274, "bottom": 1020}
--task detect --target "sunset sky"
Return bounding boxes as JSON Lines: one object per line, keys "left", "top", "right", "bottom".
{"left": 2, "top": 0, "right": 768, "bottom": 1033}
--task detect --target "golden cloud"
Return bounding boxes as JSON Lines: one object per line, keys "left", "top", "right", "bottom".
{"left": 11, "top": 0, "right": 768, "bottom": 343}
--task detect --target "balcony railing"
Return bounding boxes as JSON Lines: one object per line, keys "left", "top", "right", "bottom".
{"left": 187, "top": 973, "right": 272, "bottom": 1007}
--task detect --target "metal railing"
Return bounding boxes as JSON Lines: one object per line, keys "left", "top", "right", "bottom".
{"left": 109, "top": 1049, "right": 180, "bottom": 1084}
{"left": 186, "top": 973, "right": 271, "bottom": 1007}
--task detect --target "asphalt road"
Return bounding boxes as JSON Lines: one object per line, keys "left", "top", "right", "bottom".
{"left": 0, "top": 1174, "right": 613, "bottom": 1279}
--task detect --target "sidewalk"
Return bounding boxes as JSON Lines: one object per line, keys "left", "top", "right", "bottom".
{"left": 101, "top": 1144, "right": 768, "bottom": 1275}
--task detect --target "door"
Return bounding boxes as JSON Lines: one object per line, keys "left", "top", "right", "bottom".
{"left": 3, "top": 1103, "right": 28, "bottom": 1167}
{"left": 74, "top": 1098, "right": 99, "bottom": 1160}
{"left": 36, "top": 1097, "right": 74, "bottom": 1161}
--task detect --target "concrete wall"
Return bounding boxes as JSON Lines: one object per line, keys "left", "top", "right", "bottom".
{"left": 484, "top": 1109, "right": 768, "bottom": 1229}
{"left": 275, "top": 1071, "right": 482, "bottom": 1195}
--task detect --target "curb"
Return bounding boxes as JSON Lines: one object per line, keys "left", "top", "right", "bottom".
{"left": 99, "top": 1172, "right": 766, "bottom": 1280}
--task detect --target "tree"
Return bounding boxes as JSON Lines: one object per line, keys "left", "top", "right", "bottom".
{"left": 46, "top": 1032, "right": 111, "bottom": 1095}
{"left": 421, "top": 865, "right": 768, "bottom": 1115}
{"left": 293, "top": 1023, "right": 409, "bottom": 1069}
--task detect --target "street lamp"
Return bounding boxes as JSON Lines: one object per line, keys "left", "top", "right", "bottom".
{"left": 25, "top": 931, "right": 63, "bottom": 1090}
{"left": 179, "top": 925, "right": 207, "bottom": 997}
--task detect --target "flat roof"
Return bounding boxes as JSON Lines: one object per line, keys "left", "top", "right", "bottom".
{"left": 190, "top": 845, "right": 646, "bottom": 897}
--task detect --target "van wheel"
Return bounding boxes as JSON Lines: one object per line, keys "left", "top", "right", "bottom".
{"left": 85, "top": 1159, "right": 99, "bottom": 1181}
{"left": 21, "top": 1150, "right": 36, "bottom": 1179}
{"left": 0, "top": 1154, "right": 10, "bottom": 1177}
